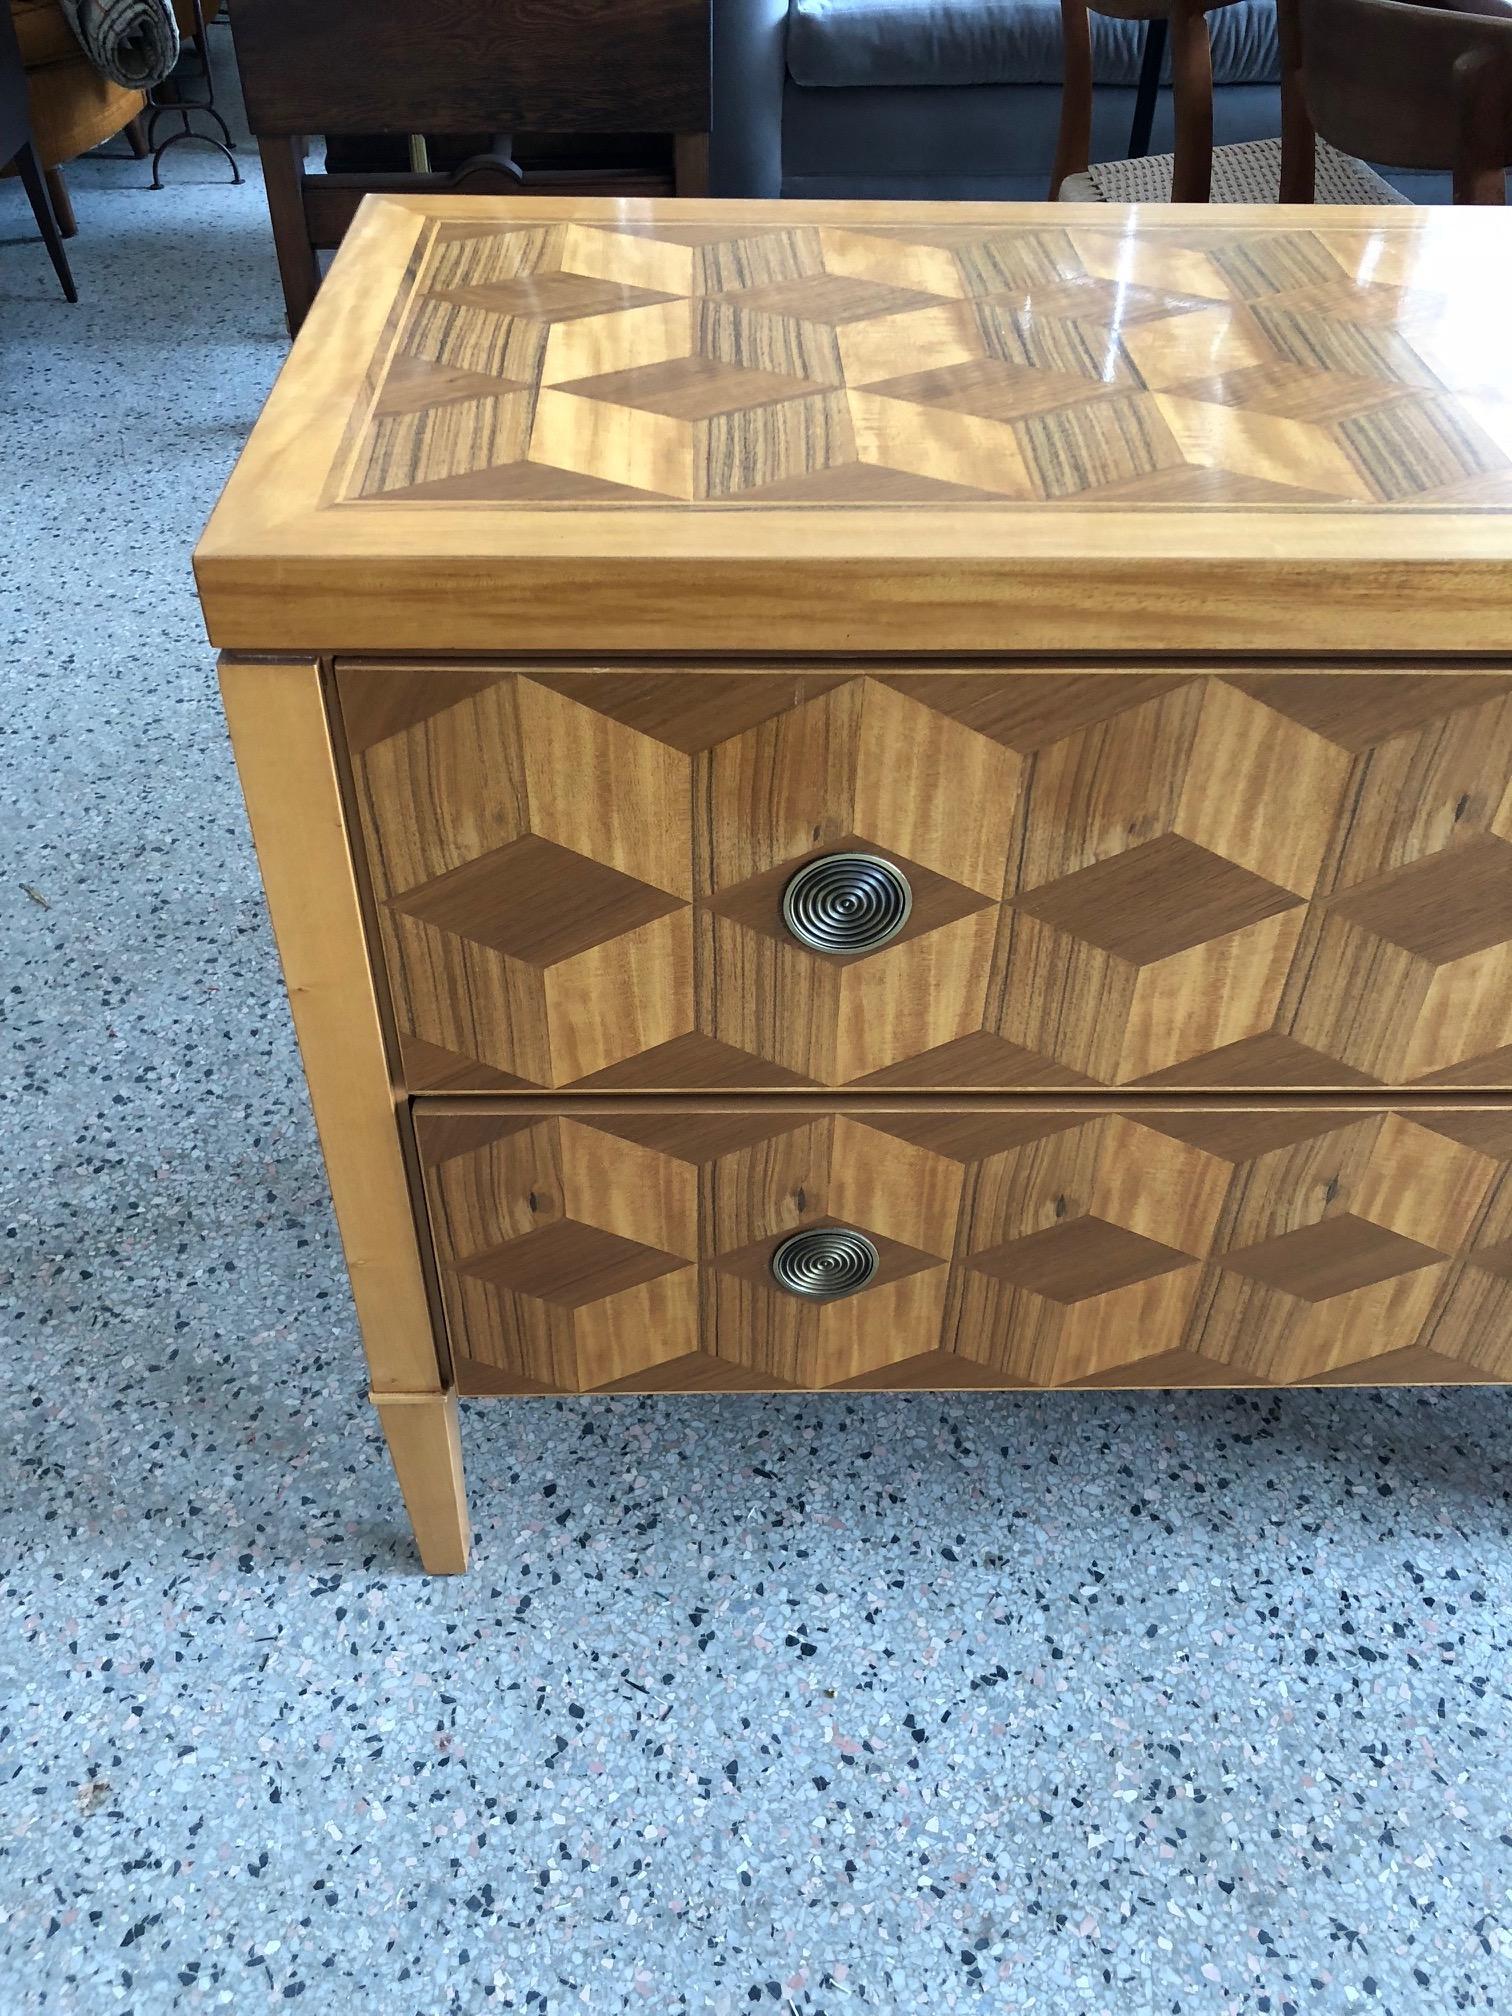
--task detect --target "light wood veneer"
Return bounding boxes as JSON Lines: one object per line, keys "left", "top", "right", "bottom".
{"left": 416, "top": 1097, "right": 1512, "bottom": 1394}
{"left": 195, "top": 198, "right": 1512, "bottom": 658}
{"left": 339, "top": 661, "right": 1512, "bottom": 1093}
{"left": 199, "top": 197, "right": 1512, "bottom": 1571}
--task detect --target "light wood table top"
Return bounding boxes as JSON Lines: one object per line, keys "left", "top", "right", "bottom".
{"left": 195, "top": 196, "right": 1512, "bottom": 656}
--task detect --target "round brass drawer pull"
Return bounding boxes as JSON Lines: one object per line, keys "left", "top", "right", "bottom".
{"left": 781, "top": 852, "right": 912, "bottom": 954}
{"left": 770, "top": 1226, "right": 880, "bottom": 1299}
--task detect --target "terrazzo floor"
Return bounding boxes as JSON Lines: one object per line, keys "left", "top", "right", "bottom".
{"left": 3, "top": 39, "right": 1512, "bottom": 2015}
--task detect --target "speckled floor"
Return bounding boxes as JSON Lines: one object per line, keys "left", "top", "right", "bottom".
{"left": 3, "top": 42, "right": 1512, "bottom": 2016}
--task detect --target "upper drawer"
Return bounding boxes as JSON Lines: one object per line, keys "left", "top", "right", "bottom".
{"left": 338, "top": 663, "right": 1512, "bottom": 1093}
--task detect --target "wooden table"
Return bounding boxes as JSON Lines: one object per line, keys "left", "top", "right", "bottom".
{"left": 197, "top": 197, "right": 1512, "bottom": 1573}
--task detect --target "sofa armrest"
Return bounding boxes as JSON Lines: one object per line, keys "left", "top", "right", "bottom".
{"left": 711, "top": 0, "right": 789, "bottom": 197}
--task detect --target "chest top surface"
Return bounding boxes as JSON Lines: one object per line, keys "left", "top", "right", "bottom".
{"left": 196, "top": 195, "right": 1512, "bottom": 656}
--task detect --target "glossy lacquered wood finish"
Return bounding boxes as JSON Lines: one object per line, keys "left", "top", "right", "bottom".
{"left": 415, "top": 1097, "right": 1512, "bottom": 1394}
{"left": 340, "top": 661, "right": 1512, "bottom": 1094}
{"left": 205, "top": 198, "right": 1512, "bottom": 1576}
{"left": 195, "top": 197, "right": 1512, "bottom": 656}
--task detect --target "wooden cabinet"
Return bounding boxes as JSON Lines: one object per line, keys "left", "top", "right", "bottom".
{"left": 199, "top": 197, "right": 1512, "bottom": 1571}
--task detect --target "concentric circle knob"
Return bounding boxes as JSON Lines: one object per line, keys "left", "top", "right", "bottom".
{"left": 770, "top": 1227, "right": 880, "bottom": 1300}
{"left": 781, "top": 852, "right": 912, "bottom": 954}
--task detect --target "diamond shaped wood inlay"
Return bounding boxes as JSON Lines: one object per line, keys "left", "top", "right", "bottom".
{"left": 967, "top": 1215, "right": 1196, "bottom": 1303}
{"left": 1012, "top": 834, "right": 1301, "bottom": 966}
{"left": 1220, "top": 1214, "right": 1445, "bottom": 1303}
{"left": 391, "top": 833, "right": 685, "bottom": 967}
{"left": 417, "top": 1104, "right": 1512, "bottom": 1393}
{"left": 330, "top": 213, "right": 1512, "bottom": 511}
{"left": 340, "top": 663, "right": 1512, "bottom": 1092}
{"left": 460, "top": 1220, "right": 688, "bottom": 1309}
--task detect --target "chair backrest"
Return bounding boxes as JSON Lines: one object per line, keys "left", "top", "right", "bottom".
{"left": 1298, "top": 0, "right": 1512, "bottom": 187}
{"left": 232, "top": 0, "right": 710, "bottom": 139}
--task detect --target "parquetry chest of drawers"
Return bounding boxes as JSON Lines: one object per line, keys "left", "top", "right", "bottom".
{"left": 197, "top": 196, "right": 1512, "bottom": 1572}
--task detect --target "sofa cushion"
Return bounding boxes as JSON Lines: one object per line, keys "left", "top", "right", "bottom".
{"left": 786, "top": 0, "right": 1279, "bottom": 90}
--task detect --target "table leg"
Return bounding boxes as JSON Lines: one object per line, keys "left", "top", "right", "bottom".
{"left": 374, "top": 1393, "right": 470, "bottom": 1575}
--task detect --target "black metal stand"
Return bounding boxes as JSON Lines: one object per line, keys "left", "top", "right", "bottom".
{"left": 1128, "top": 18, "right": 1169, "bottom": 159}
{"left": 147, "top": 0, "right": 241, "bottom": 186}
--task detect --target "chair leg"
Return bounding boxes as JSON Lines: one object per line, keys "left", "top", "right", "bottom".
{"left": 1168, "top": 0, "right": 1215, "bottom": 202}
{"left": 15, "top": 141, "right": 78, "bottom": 301}
{"left": 42, "top": 164, "right": 77, "bottom": 238}
{"left": 1454, "top": 156, "right": 1507, "bottom": 205}
{"left": 1128, "top": 19, "right": 1168, "bottom": 158}
{"left": 1453, "top": 48, "right": 1509, "bottom": 205}
{"left": 1051, "top": 0, "right": 1094, "bottom": 196}
{"left": 1282, "top": 0, "right": 1314, "bottom": 199}
{"left": 673, "top": 131, "right": 709, "bottom": 196}
{"left": 257, "top": 134, "right": 321, "bottom": 335}
{"left": 1276, "top": 0, "right": 1314, "bottom": 201}
{"left": 125, "top": 114, "right": 149, "bottom": 159}
{"left": 1277, "top": 69, "right": 1314, "bottom": 201}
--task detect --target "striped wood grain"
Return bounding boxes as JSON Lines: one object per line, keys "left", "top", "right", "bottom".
{"left": 415, "top": 1096, "right": 1512, "bottom": 1394}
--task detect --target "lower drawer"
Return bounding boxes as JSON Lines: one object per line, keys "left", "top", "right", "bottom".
{"left": 415, "top": 1098, "right": 1512, "bottom": 1395}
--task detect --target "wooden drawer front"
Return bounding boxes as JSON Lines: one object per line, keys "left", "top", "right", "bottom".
{"left": 342, "top": 665, "right": 1512, "bottom": 1093}
{"left": 416, "top": 1099, "right": 1512, "bottom": 1395}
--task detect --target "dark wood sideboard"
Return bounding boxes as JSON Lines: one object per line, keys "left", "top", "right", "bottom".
{"left": 233, "top": 0, "right": 711, "bottom": 330}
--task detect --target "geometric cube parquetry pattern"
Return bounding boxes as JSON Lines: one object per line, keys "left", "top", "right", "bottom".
{"left": 416, "top": 1105, "right": 1512, "bottom": 1393}
{"left": 341, "top": 664, "right": 1512, "bottom": 1092}
{"left": 340, "top": 217, "right": 1512, "bottom": 509}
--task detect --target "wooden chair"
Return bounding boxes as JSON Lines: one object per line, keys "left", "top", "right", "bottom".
{"left": 1057, "top": 0, "right": 1512, "bottom": 203}
{"left": 8, "top": 0, "right": 147, "bottom": 241}
{"left": 1285, "top": 0, "right": 1512, "bottom": 205}
{"left": 1052, "top": 0, "right": 1254, "bottom": 200}
{"left": 0, "top": 0, "right": 73, "bottom": 297}
{"left": 1053, "top": 0, "right": 1409, "bottom": 200}
{"left": 232, "top": 0, "right": 712, "bottom": 335}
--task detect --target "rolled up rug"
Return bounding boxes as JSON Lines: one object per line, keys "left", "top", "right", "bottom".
{"left": 56, "top": 0, "right": 180, "bottom": 91}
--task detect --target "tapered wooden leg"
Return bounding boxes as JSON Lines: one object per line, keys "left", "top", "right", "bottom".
{"left": 43, "top": 163, "right": 77, "bottom": 237}
{"left": 15, "top": 141, "right": 76, "bottom": 300}
{"left": 1128, "top": 18, "right": 1168, "bottom": 158}
{"left": 374, "top": 1392, "right": 471, "bottom": 1575}
{"left": 125, "top": 114, "right": 149, "bottom": 159}
{"left": 1277, "top": 70, "right": 1314, "bottom": 201}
